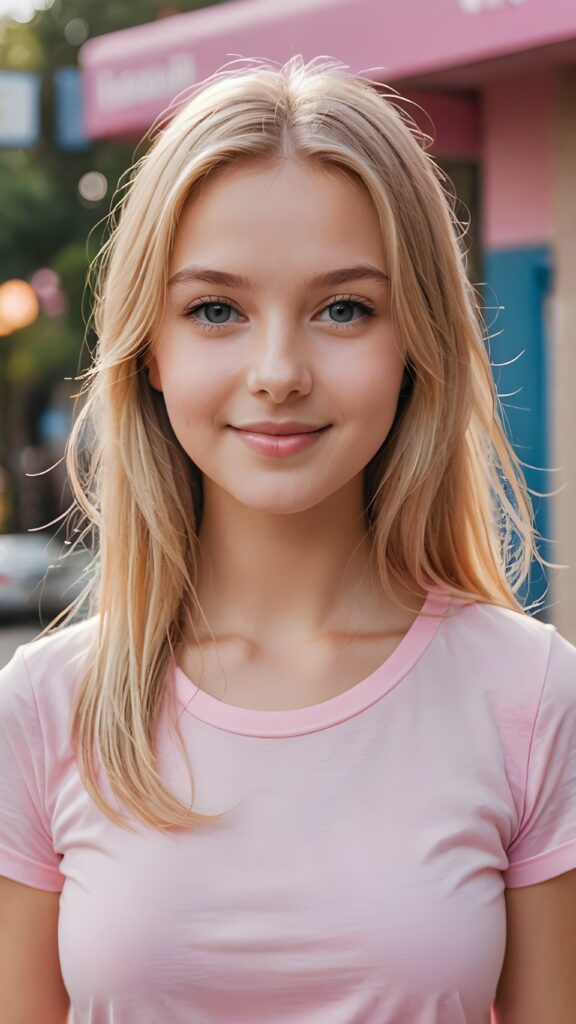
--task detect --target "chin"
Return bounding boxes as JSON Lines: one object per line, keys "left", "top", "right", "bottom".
{"left": 230, "top": 488, "right": 330, "bottom": 517}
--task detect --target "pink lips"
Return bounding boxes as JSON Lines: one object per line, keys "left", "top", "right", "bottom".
{"left": 232, "top": 425, "right": 330, "bottom": 457}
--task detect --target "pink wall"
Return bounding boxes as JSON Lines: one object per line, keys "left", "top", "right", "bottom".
{"left": 403, "top": 91, "right": 480, "bottom": 159}
{"left": 482, "top": 70, "right": 555, "bottom": 248}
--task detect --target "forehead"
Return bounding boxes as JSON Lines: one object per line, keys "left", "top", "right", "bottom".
{"left": 170, "top": 158, "right": 385, "bottom": 277}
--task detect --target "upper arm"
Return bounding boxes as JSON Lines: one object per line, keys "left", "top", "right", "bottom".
{"left": 0, "top": 874, "right": 70, "bottom": 1024}
{"left": 494, "top": 868, "right": 576, "bottom": 1023}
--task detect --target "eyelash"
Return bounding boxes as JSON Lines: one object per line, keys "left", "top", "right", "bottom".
{"left": 182, "top": 294, "right": 377, "bottom": 333}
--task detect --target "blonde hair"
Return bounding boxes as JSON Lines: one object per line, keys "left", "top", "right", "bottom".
{"left": 46, "top": 56, "right": 546, "bottom": 833}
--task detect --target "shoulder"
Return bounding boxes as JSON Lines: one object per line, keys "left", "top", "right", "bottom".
{"left": 434, "top": 597, "right": 576, "bottom": 742}
{"left": 439, "top": 597, "right": 562, "bottom": 691}
{"left": 0, "top": 614, "right": 100, "bottom": 728}
{"left": 441, "top": 595, "right": 576, "bottom": 800}
{"left": 14, "top": 613, "right": 100, "bottom": 673}
{"left": 442, "top": 596, "right": 557, "bottom": 649}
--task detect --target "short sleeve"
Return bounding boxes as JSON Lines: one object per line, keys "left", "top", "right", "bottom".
{"left": 0, "top": 647, "right": 64, "bottom": 891}
{"left": 504, "top": 627, "right": 576, "bottom": 888}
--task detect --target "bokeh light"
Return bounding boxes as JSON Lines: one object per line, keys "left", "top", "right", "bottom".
{"left": 64, "top": 17, "right": 89, "bottom": 46}
{"left": 30, "top": 267, "right": 67, "bottom": 317}
{"left": 0, "top": 279, "right": 40, "bottom": 333}
{"left": 6, "top": 0, "right": 54, "bottom": 24}
{"left": 78, "top": 171, "right": 108, "bottom": 203}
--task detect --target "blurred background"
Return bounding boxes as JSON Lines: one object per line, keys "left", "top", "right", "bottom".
{"left": 1, "top": 0, "right": 575, "bottom": 664}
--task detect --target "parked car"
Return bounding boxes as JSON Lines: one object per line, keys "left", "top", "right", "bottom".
{"left": 0, "top": 533, "right": 92, "bottom": 621}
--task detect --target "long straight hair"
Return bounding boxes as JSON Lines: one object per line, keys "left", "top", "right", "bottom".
{"left": 45, "top": 56, "right": 546, "bottom": 833}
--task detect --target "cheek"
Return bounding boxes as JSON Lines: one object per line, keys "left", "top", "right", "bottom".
{"left": 158, "top": 357, "right": 228, "bottom": 427}
{"left": 160, "top": 382, "right": 215, "bottom": 467}
{"left": 340, "top": 350, "right": 405, "bottom": 422}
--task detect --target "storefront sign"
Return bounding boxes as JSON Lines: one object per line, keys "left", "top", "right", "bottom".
{"left": 80, "top": 0, "right": 576, "bottom": 139}
{"left": 96, "top": 53, "right": 195, "bottom": 113}
{"left": 459, "top": 0, "right": 526, "bottom": 10}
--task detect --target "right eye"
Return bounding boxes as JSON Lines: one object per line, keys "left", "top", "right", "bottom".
{"left": 184, "top": 299, "right": 242, "bottom": 328}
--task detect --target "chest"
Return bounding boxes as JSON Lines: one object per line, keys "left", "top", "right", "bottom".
{"left": 55, "top": 701, "right": 514, "bottom": 1021}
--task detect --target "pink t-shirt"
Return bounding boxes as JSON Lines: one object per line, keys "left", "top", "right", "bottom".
{"left": 2, "top": 589, "right": 576, "bottom": 1023}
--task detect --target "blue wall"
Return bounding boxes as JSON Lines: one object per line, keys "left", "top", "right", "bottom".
{"left": 483, "top": 245, "right": 552, "bottom": 613}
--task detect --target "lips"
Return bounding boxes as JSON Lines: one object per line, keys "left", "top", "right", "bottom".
{"left": 231, "top": 424, "right": 331, "bottom": 457}
{"left": 231, "top": 423, "right": 329, "bottom": 435}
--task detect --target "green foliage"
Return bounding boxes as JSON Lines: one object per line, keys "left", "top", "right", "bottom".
{"left": 0, "top": 151, "right": 67, "bottom": 279}
{"left": 0, "top": 0, "right": 226, "bottom": 387}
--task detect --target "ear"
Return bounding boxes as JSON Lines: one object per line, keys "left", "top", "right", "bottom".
{"left": 146, "top": 355, "right": 162, "bottom": 392}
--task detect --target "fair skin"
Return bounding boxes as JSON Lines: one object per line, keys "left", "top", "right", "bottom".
{"left": 148, "top": 156, "right": 422, "bottom": 710}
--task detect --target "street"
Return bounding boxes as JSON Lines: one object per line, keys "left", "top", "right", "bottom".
{"left": 0, "top": 621, "right": 43, "bottom": 669}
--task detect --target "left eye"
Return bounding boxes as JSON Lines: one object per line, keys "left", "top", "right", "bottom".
{"left": 187, "top": 302, "right": 240, "bottom": 324}
{"left": 319, "top": 300, "right": 368, "bottom": 324}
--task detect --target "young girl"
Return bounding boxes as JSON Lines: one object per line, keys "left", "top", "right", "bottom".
{"left": 1, "top": 56, "right": 575, "bottom": 1024}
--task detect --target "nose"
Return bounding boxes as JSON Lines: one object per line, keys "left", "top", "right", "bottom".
{"left": 245, "top": 320, "right": 312, "bottom": 402}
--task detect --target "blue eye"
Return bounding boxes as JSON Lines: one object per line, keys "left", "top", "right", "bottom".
{"left": 185, "top": 301, "right": 239, "bottom": 325}
{"left": 321, "top": 300, "right": 370, "bottom": 324}
{"left": 330, "top": 302, "right": 354, "bottom": 323}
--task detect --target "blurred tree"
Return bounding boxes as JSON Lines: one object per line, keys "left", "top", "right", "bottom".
{"left": 0, "top": 0, "right": 226, "bottom": 529}
{"left": 0, "top": 0, "right": 227, "bottom": 376}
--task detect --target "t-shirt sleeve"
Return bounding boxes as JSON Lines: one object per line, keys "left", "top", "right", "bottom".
{"left": 504, "top": 627, "right": 576, "bottom": 888}
{"left": 0, "top": 646, "right": 64, "bottom": 891}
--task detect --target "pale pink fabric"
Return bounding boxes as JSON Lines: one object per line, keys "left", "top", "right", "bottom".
{"left": 2, "top": 590, "right": 576, "bottom": 1023}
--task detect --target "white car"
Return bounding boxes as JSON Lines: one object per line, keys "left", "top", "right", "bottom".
{"left": 0, "top": 533, "right": 92, "bottom": 620}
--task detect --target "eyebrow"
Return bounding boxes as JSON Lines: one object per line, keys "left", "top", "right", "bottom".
{"left": 167, "top": 263, "right": 390, "bottom": 290}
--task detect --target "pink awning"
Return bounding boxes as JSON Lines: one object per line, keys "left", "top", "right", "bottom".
{"left": 79, "top": 0, "right": 576, "bottom": 139}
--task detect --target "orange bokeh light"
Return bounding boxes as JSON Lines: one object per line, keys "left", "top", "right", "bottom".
{"left": 0, "top": 279, "right": 39, "bottom": 333}
{"left": 0, "top": 315, "right": 13, "bottom": 337}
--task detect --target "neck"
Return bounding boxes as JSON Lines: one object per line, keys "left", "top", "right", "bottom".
{"left": 192, "top": 475, "right": 393, "bottom": 643}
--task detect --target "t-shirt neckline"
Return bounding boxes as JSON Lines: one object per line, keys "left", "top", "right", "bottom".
{"left": 172, "top": 587, "right": 451, "bottom": 737}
